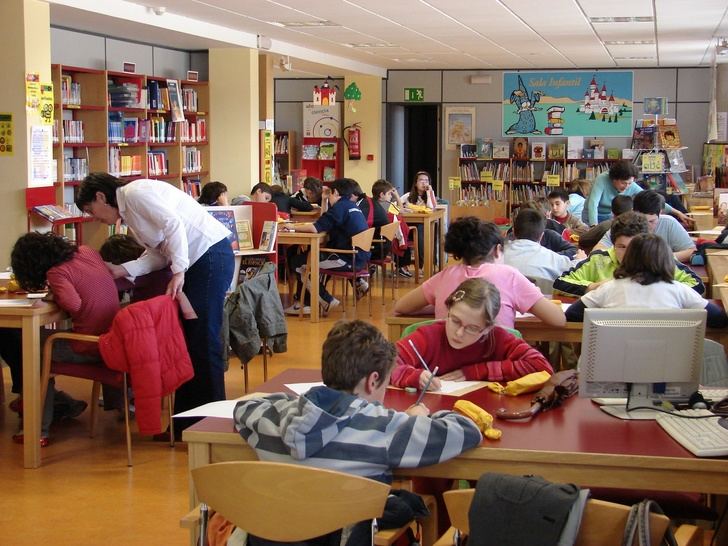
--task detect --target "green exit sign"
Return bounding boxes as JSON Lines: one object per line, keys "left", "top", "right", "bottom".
{"left": 404, "top": 88, "right": 424, "bottom": 102}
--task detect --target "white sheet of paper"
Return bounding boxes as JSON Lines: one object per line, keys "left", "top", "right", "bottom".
{"left": 0, "top": 299, "right": 37, "bottom": 307}
{"left": 0, "top": 272, "right": 12, "bottom": 280}
{"left": 173, "top": 400, "right": 239, "bottom": 419}
{"left": 435, "top": 380, "right": 484, "bottom": 395}
{"left": 284, "top": 382, "right": 324, "bottom": 395}
{"left": 516, "top": 302, "right": 570, "bottom": 319}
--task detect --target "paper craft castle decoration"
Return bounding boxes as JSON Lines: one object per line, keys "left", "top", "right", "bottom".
{"left": 578, "top": 76, "right": 619, "bottom": 116}
{"left": 313, "top": 79, "right": 337, "bottom": 106}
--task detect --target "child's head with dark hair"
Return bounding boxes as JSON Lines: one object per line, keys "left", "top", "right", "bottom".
{"left": 608, "top": 160, "right": 638, "bottom": 191}
{"left": 76, "top": 172, "right": 123, "bottom": 210}
{"left": 322, "top": 319, "right": 397, "bottom": 402}
{"left": 611, "top": 195, "right": 633, "bottom": 216}
{"left": 11, "top": 232, "right": 78, "bottom": 291}
{"left": 302, "top": 177, "right": 323, "bottom": 202}
{"left": 349, "top": 180, "right": 365, "bottom": 200}
{"left": 251, "top": 182, "right": 273, "bottom": 202}
{"left": 330, "top": 178, "right": 356, "bottom": 199}
{"left": 610, "top": 211, "right": 649, "bottom": 263}
{"left": 198, "top": 181, "right": 228, "bottom": 206}
{"left": 372, "top": 179, "right": 394, "bottom": 201}
{"left": 513, "top": 208, "right": 546, "bottom": 242}
{"left": 99, "top": 234, "right": 145, "bottom": 265}
{"left": 445, "top": 217, "right": 503, "bottom": 265}
{"left": 614, "top": 233, "right": 674, "bottom": 285}
{"left": 632, "top": 190, "right": 665, "bottom": 217}
{"left": 547, "top": 189, "right": 570, "bottom": 218}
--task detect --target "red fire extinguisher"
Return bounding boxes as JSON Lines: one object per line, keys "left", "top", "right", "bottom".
{"left": 346, "top": 123, "right": 361, "bottom": 160}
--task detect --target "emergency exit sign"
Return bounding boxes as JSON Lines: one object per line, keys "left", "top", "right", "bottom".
{"left": 404, "top": 88, "right": 424, "bottom": 102}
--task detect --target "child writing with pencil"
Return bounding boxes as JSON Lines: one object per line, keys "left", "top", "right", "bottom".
{"left": 391, "top": 278, "right": 553, "bottom": 391}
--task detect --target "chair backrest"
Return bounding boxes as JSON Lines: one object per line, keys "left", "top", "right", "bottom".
{"left": 192, "top": 461, "right": 389, "bottom": 542}
{"left": 526, "top": 275, "right": 555, "bottom": 297}
{"left": 352, "top": 227, "right": 376, "bottom": 252}
{"left": 702, "top": 338, "right": 728, "bottom": 386}
{"left": 401, "top": 320, "right": 522, "bottom": 339}
{"left": 379, "top": 221, "right": 399, "bottom": 242}
{"left": 442, "top": 489, "right": 671, "bottom": 546}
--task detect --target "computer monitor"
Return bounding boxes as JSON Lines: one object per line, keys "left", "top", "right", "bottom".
{"left": 578, "top": 308, "right": 706, "bottom": 419}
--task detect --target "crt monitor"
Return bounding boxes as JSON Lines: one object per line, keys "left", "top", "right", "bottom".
{"left": 578, "top": 308, "right": 705, "bottom": 419}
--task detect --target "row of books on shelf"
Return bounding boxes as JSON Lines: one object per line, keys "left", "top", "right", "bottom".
{"left": 109, "top": 148, "right": 142, "bottom": 177}
{"left": 182, "top": 146, "right": 202, "bottom": 174}
{"left": 456, "top": 186, "right": 507, "bottom": 204}
{"left": 108, "top": 79, "right": 143, "bottom": 108}
{"left": 62, "top": 120, "right": 84, "bottom": 143}
{"left": 182, "top": 88, "right": 199, "bottom": 112}
{"left": 108, "top": 117, "right": 207, "bottom": 144}
{"left": 147, "top": 151, "right": 168, "bottom": 176}
{"left": 60, "top": 75, "right": 81, "bottom": 106}
{"left": 511, "top": 185, "right": 549, "bottom": 204}
{"left": 564, "top": 163, "right": 609, "bottom": 182}
{"left": 64, "top": 157, "right": 88, "bottom": 181}
{"left": 183, "top": 178, "right": 202, "bottom": 198}
{"left": 33, "top": 203, "right": 86, "bottom": 221}
{"left": 464, "top": 137, "right": 622, "bottom": 161}
{"left": 147, "top": 80, "right": 171, "bottom": 111}
{"left": 274, "top": 134, "right": 290, "bottom": 154}
{"left": 511, "top": 162, "right": 563, "bottom": 183}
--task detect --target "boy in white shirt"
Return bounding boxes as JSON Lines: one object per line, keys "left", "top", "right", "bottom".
{"left": 504, "top": 209, "right": 586, "bottom": 286}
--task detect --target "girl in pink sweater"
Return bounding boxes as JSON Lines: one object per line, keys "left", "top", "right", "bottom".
{"left": 392, "top": 278, "right": 553, "bottom": 390}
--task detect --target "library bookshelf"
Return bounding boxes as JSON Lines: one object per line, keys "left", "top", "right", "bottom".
{"left": 51, "top": 64, "right": 211, "bottom": 208}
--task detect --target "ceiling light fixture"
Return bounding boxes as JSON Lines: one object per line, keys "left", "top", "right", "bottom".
{"left": 613, "top": 56, "right": 655, "bottom": 60}
{"left": 590, "top": 16, "right": 654, "bottom": 23}
{"left": 275, "top": 20, "right": 340, "bottom": 28}
{"left": 604, "top": 40, "right": 655, "bottom": 45}
{"left": 717, "top": 38, "right": 728, "bottom": 56}
{"left": 346, "top": 42, "right": 395, "bottom": 48}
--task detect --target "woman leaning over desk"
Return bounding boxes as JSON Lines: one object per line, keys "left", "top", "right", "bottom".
{"left": 392, "top": 279, "right": 553, "bottom": 390}
{"left": 394, "top": 216, "right": 566, "bottom": 329}
{"left": 75, "top": 174, "right": 235, "bottom": 430}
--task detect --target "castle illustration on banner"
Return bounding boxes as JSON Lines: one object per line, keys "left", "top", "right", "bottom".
{"left": 502, "top": 71, "right": 633, "bottom": 137}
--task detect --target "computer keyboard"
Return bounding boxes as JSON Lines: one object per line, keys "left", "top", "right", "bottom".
{"left": 656, "top": 409, "right": 728, "bottom": 457}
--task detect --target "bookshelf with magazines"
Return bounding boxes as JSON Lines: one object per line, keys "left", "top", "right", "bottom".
{"left": 629, "top": 116, "right": 688, "bottom": 197}
{"left": 50, "top": 65, "right": 212, "bottom": 210}
{"left": 454, "top": 143, "right": 510, "bottom": 221}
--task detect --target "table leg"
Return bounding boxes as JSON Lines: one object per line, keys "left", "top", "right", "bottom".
{"left": 22, "top": 315, "right": 42, "bottom": 468}
{"left": 310, "top": 238, "right": 320, "bottom": 323}
{"left": 423, "top": 218, "right": 433, "bottom": 280}
{"left": 437, "top": 218, "right": 445, "bottom": 273}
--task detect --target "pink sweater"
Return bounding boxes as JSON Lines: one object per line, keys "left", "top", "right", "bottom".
{"left": 391, "top": 321, "right": 553, "bottom": 388}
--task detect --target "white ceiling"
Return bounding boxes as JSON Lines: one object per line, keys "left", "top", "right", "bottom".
{"left": 47, "top": 0, "right": 728, "bottom": 76}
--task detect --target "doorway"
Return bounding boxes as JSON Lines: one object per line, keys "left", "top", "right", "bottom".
{"left": 386, "top": 104, "right": 440, "bottom": 195}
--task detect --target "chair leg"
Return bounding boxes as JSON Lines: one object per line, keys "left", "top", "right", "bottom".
{"left": 123, "top": 374, "right": 132, "bottom": 467}
{"left": 0, "top": 363, "right": 5, "bottom": 403}
{"left": 390, "top": 261, "right": 396, "bottom": 301}
{"left": 299, "top": 264, "right": 309, "bottom": 319}
{"left": 380, "top": 264, "right": 385, "bottom": 305}
{"left": 242, "top": 361, "right": 249, "bottom": 394}
{"left": 413, "top": 240, "right": 420, "bottom": 284}
{"left": 168, "top": 394, "right": 175, "bottom": 448}
{"left": 262, "top": 338, "right": 269, "bottom": 382}
{"left": 89, "top": 381, "right": 100, "bottom": 437}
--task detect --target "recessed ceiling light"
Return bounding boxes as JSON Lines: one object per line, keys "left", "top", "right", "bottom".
{"left": 346, "top": 42, "right": 396, "bottom": 48}
{"left": 613, "top": 56, "right": 655, "bottom": 60}
{"left": 273, "top": 20, "right": 340, "bottom": 28}
{"left": 604, "top": 40, "right": 655, "bottom": 45}
{"left": 590, "top": 16, "right": 654, "bottom": 23}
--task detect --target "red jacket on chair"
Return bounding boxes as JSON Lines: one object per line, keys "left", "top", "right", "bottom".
{"left": 99, "top": 295, "right": 194, "bottom": 435}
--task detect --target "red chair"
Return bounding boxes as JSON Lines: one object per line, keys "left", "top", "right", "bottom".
{"left": 317, "top": 227, "right": 375, "bottom": 317}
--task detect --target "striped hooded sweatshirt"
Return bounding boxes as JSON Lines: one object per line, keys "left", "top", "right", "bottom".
{"left": 234, "top": 386, "right": 482, "bottom": 483}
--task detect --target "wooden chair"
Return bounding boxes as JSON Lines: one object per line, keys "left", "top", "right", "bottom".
{"left": 186, "top": 461, "right": 389, "bottom": 545}
{"left": 371, "top": 221, "right": 400, "bottom": 304}
{"left": 407, "top": 226, "right": 420, "bottom": 284}
{"left": 433, "top": 488, "right": 703, "bottom": 546}
{"left": 39, "top": 332, "right": 175, "bottom": 467}
{"left": 319, "top": 227, "right": 376, "bottom": 317}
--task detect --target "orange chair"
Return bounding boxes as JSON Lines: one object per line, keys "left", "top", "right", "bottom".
{"left": 370, "top": 221, "right": 400, "bottom": 304}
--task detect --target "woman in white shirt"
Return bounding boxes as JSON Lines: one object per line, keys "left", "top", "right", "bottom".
{"left": 401, "top": 171, "right": 438, "bottom": 270}
{"left": 76, "top": 174, "right": 235, "bottom": 433}
{"left": 565, "top": 233, "right": 727, "bottom": 328}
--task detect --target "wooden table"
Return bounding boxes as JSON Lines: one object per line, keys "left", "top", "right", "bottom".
{"left": 0, "top": 298, "right": 66, "bottom": 468}
{"left": 385, "top": 312, "right": 728, "bottom": 347}
{"left": 400, "top": 208, "right": 445, "bottom": 280}
{"left": 278, "top": 231, "right": 326, "bottom": 322}
{"left": 184, "top": 368, "right": 728, "bottom": 501}
{"left": 289, "top": 209, "right": 322, "bottom": 223}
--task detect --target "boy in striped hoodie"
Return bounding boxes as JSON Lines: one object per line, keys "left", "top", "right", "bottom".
{"left": 234, "top": 320, "right": 482, "bottom": 484}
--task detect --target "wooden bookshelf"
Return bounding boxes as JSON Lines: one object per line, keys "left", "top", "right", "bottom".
{"left": 50, "top": 64, "right": 212, "bottom": 208}
{"left": 274, "top": 130, "right": 296, "bottom": 182}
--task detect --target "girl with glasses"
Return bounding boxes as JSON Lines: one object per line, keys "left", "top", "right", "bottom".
{"left": 391, "top": 278, "right": 553, "bottom": 391}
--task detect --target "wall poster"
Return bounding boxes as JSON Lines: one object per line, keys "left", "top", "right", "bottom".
{"left": 502, "top": 71, "right": 633, "bottom": 137}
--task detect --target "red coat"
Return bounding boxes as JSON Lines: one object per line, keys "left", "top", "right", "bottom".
{"left": 99, "top": 295, "right": 193, "bottom": 435}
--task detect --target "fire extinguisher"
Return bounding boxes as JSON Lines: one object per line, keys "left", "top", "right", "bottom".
{"left": 346, "top": 123, "right": 361, "bottom": 160}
